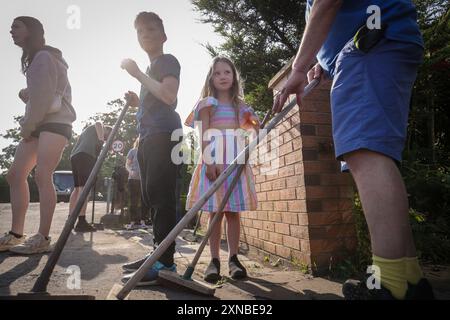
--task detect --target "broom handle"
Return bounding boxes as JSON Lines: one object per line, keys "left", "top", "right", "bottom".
{"left": 32, "top": 102, "right": 131, "bottom": 293}
{"left": 116, "top": 79, "right": 319, "bottom": 299}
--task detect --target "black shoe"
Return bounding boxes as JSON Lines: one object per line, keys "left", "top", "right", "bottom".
{"left": 204, "top": 258, "right": 221, "bottom": 283}
{"left": 228, "top": 255, "right": 247, "bottom": 280}
{"left": 122, "top": 255, "right": 149, "bottom": 272}
{"left": 342, "top": 279, "right": 398, "bottom": 300}
{"left": 74, "top": 220, "right": 97, "bottom": 233}
{"left": 405, "top": 278, "right": 436, "bottom": 300}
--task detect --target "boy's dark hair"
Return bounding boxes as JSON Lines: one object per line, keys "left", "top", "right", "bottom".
{"left": 134, "top": 12, "right": 166, "bottom": 36}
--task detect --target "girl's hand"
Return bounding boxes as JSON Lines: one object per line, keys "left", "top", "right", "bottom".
{"left": 124, "top": 91, "right": 140, "bottom": 108}
{"left": 206, "top": 164, "right": 219, "bottom": 182}
{"left": 18, "top": 88, "right": 29, "bottom": 103}
{"left": 121, "top": 59, "right": 142, "bottom": 78}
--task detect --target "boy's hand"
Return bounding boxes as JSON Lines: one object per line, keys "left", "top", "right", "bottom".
{"left": 124, "top": 91, "right": 140, "bottom": 108}
{"left": 18, "top": 88, "right": 29, "bottom": 103}
{"left": 121, "top": 59, "right": 142, "bottom": 78}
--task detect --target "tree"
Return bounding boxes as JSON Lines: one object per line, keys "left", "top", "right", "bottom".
{"left": 192, "top": 0, "right": 306, "bottom": 111}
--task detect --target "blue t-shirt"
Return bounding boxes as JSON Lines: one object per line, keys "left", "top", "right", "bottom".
{"left": 136, "top": 54, "right": 182, "bottom": 139}
{"left": 306, "top": 0, "right": 424, "bottom": 76}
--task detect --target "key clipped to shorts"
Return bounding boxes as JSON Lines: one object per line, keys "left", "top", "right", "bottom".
{"left": 354, "top": 23, "right": 387, "bottom": 53}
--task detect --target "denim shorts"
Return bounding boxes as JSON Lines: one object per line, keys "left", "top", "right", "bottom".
{"left": 330, "top": 38, "right": 423, "bottom": 170}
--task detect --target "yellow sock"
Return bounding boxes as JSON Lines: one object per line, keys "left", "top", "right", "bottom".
{"left": 372, "top": 255, "right": 407, "bottom": 300}
{"left": 405, "top": 257, "right": 424, "bottom": 285}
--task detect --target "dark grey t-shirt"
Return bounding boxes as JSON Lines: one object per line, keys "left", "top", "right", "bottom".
{"left": 70, "top": 125, "right": 102, "bottom": 159}
{"left": 136, "top": 54, "right": 182, "bottom": 139}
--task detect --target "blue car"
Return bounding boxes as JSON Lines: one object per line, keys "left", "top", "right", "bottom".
{"left": 53, "top": 171, "right": 74, "bottom": 202}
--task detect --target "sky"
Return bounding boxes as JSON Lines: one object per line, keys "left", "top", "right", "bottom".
{"left": 0, "top": 0, "right": 223, "bottom": 150}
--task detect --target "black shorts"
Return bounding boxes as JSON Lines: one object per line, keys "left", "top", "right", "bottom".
{"left": 71, "top": 153, "right": 96, "bottom": 187}
{"left": 31, "top": 123, "right": 72, "bottom": 141}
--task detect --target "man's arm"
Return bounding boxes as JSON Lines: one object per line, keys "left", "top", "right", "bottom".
{"left": 292, "top": 0, "right": 343, "bottom": 72}
{"left": 273, "top": 0, "right": 343, "bottom": 112}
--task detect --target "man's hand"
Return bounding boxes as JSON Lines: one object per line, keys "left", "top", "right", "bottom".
{"left": 272, "top": 68, "right": 308, "bottom": 114}
{"left": 121, "top": 59, "right": 142, "bottom": 79}
{"left": 307, "top": 62, "right": 323, "bottom": 83}
{"left": 272, "top": 63, "right": 323, "bottom": 114}
{"left": 124, "top": 91, "right": 140, "bottom": 108}
{"left": 18, "top": 88, "right": 29, "bottom": 104}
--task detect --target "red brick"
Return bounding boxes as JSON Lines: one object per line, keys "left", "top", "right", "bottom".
{"left": 299, "top": 112, "right": 331, "bottom": 125}
{"left": 266, "top": 191, "right": 280, "bottom": 201}
{"left": 257, "top": 211, "right": 268, "bottom": 221}
{"left": 310, "top": 239, "right": 345, "bottom": 254}
{"left": 296, "top": 187, "right": 306, "bottom": 200}
{"left": 274, "top": 223, "right": 290, "bottom": 235}
{"left": 285, "top": 151, "right": 301, "bottom": 165}
{"left": 307, "top": 212, "right": 342, "bottom": 226}
{"left": 280, "top": 188, "right": 297, "bottom": 200}
{"left": 276, "top": 244, "right": 292, "bottom": 259}
{"left": 316, "top": 125, "right": 332, "bottom": 137}
{"left": 320, "top": 173, "right": 354, "bottom": 186}
{"left": 283, "top": 128, "right": 301, "bottom": 142}
{"left": 288, "top": 200, "right": 307, "bottom": 212}
{"left": 253, "top": 238, "right": 263, "bottom": 248}
{"left": 279, "top": 142, "right": 293, "bottom": 156}
{"left": 303, "top": 161, "right": 340, "bottom": 174}
{"left": 290, "top": 225, "right": 309, "bottom": 239}
{"left": 279, "top": 164, "right": 296, "bottom": 178}
{"left": 258, "top": 192, "right": 267, "bottom": 201}
{"left": 292, "top": 138, "right": 302, "bottom": 151}
{"left": 258, "top": 229, "right": 269, "bottom": 241}
{"left": 241, "top": 218, "right": 252, "bottom": 227}
{"left": 290, "top": 250, "right": 310, "bottom": 265}
{"left": 268, "top": 212, "right": 282, "bottom": 222}
{"left": 247, "top": 211, "right": 258, "bottom": 220}
{"left": 342, "top": 210, "right": 355, "bottom": 224}
{"left": 272, "top": 179, "right": 286, "bottom": 190}
{"left": 322, "top": 199, "right": 353, "bottom": 212}
{"left": 300, "top": 240, "right": 310, "bottom": 252}
{"left": 255, "top": 174, "right": 266, "bottom": 184}
{"left": 281, "top": 212, "right": 298, "bottom": 225}
{"left": 255, "top": 184, "right": 261, "bottom": 192}
{"left": 263, "top": 241, "right": 277, "bottom": 254}
{"left": 262, "top": 221, "right": 275, "bottom": 232}
{"left": 261, "top": 202, "right": 274, "bottom": 211}
{"left": 294, "top": 163, "right": 303, "bottom": 175}
{"left": 283, "top": 235, "right": 301, "bottom": 250}
{"left": 269, "top": 232, "right": 283, "bottom": 244}
{"left": 248, "top": 227, "right": 258, "bottom": 238}
{"left": 274, "top": 201, "right": 288, "bottom": 211}
{"left": 305, "top": 186, "right": 339, "bottom": 199}
{"left": 339, "top": 186, "right": 355, "bottom": 198}
{"left": 253, "top": 220, "right": 263, "bottom": 229}
{"left": 260, "top": 181, "right": 272, "bottom": 192}
{"left": 286, "top": 175, "right": 304, "bottom": 188}
{"left": 298, "top": 214, "right": 309, "bottom": 226}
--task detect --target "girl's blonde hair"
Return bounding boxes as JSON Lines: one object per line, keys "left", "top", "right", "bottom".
{"left": 133, "top": 137, "right": 139, "bottom": 149}
{"left": 200, "top": 56, "right": 244, "bottom": 124}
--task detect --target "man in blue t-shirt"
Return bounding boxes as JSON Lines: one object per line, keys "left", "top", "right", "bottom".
{"left": 273, "top": 0, "right": 433, "bottom": 300}
{"left": 120, "top": 11, "right": 182, "bottom": 285}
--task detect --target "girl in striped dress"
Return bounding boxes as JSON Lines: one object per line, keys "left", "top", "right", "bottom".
{"left": 185, "top": 57, "right": 259, "bottom": 283}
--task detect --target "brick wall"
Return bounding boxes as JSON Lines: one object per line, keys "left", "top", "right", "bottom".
{"left": 198, "top": 61, "right": 357, "bottom": 275}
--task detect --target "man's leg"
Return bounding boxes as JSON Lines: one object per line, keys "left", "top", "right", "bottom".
{"left": 344, "top": 149, "right": 416, "bottom": 299}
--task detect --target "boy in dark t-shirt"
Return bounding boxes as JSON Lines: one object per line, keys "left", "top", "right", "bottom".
{"left": 120, "top": 11, "right": 182, "bottom": 285}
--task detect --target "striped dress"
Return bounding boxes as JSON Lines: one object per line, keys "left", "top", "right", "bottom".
{"left": 185, "top": 97, "right": 259, "bottom": 213}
